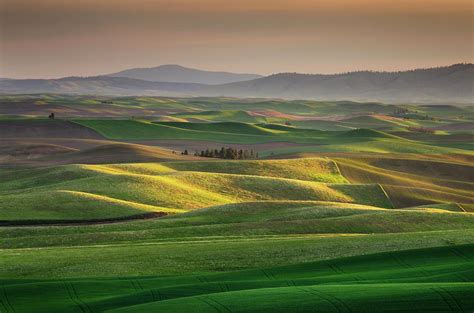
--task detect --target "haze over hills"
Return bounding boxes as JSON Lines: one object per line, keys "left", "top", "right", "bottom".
{"left": 0, "top": 76, "right": 204, "bottom": 96}
{"left": 107, "top": 64, "right": 263, "bottom": 85}
{"left": 205, "top": 63, "right": 474, "bottom": 103}
{"left": 0, "top": 64, "right": 472, "bottom": 103}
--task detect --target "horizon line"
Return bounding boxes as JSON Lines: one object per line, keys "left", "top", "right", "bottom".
{"left": 2, "top": 62, "right": 472, "bottom": 80}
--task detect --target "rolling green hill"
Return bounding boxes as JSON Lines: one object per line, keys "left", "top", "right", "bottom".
{"left": 1, "top": 95, "right": 473, "bottom": 313}
{"left": 0, "top": 159, "right": 394, "bottom": 223}
{"left": 154, "top": 121, "right": 284, "bottom": 136}
{"left": 163, "top": 158, "right": 347, "bottom": 182}
{"left": 334, "top": 156, "right": 474, "bottom": 208}
{"left": 1, "top": 244, "right": 473, "bottom": 312}
{"left": 72, "top": 119, "right": 473, "bottom": 156}
{"left": 169, "top": 110, "right": 269, "bottom": 123}
{"left": 74, "top": 120, "right": 283, "bottom": 143}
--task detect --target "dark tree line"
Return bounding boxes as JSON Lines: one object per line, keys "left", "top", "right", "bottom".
{"left": 393, "top": 108, "right": 410, "bottom": 115}
{"left": 182, "top": 147, "right": 258, "bottom": 159}
{"left": 392, "top": 109, "right": 437, "bottom": 121}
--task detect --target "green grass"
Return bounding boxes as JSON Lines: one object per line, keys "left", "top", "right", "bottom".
{"left": 74, "top": 120, "right": 330, "bottom": 144}
{"left": 4, "top": 95, "right": 473, "bottom": 122}
{"left": 337, "top": 114, "right": 447, "bottom": 130}
{"left": 2, "top": 201, "right": 474, "bottom": 249}
{"left": 2, "top": 96, "right": 474, "bottom": 312}
{"left": 0, "top": 159, "right": 394, "bottom": 222}
{"left": 170, "top": 110, "right": 269, "bottom": 123}
{"left": 294, "top": 115, "right": 427, "bottom": 131}
{"left": 72, "top": 119, "right": 474, "bottom": 156}
{"left": 154, "top": 121, "right": 284, "bottom": 135}
{"left": 261, "top": 137, "right": 473, "bottom": 156}
{"left": 154, "top": 121, "right": 328, "bottom": 137}
{"left": 164, "top": 157, "right": 347, "bottom": 183}
{"left": 334, "top": 156, "right": 474, "bottom": 208}
{"left": 1, "top": 244, "right": 473, "bottom": 312}
{"left": 0, "top": 190, "right": 180, "bottom": 221}
{"left": 1, "top": 229, "right": 473, "bottom": 279}
{"left": 73, "top": 119, "right": 283, "bottom": 143}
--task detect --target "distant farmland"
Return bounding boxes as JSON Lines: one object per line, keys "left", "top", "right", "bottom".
{"left": 1, "top": 95, "right": 473, "bottom": 312}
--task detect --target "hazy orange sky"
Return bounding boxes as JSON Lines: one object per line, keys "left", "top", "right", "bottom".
{"left": 1, "top": 0, "right": 473, "bottom": 78}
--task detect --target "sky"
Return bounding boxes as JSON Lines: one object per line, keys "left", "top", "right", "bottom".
{"left": 1, "top": 0, "right": 473, "bottom": 78}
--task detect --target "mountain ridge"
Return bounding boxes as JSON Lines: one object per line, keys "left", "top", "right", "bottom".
{"left": 204, "top": 63, "right": 474, "bottom": 103}
{"left": 0, "top": 76, "right": 205, "bottom": 96}
{"left": 1, "top": 64, "right": 472, "bottom": 103}
{"left": 107, "top": 64, "right": 263, "bottom": 85}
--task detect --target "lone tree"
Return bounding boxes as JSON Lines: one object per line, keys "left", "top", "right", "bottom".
{"left": 48, "top": 113, "right": 55, "bottom": 119}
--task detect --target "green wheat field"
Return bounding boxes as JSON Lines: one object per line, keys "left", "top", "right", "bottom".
{"left": 1, "top": 95, "right": 473, "bottom": 312}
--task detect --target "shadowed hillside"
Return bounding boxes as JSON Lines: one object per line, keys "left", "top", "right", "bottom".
{"left": 1, "top": 245, "right": 473, "bottom": 312}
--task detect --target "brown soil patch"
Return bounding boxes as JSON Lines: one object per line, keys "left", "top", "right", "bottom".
{"left": 432, "top": 122, "right": 474, "bottom": 131}
{"left": 1, "top": 142, "right": 199, "bottom": 167}
{"left": 0, "top": 120, "right": 104, "bottom": 139}
{"left": 0, "top": 100, "right": 181, "bottom": 118}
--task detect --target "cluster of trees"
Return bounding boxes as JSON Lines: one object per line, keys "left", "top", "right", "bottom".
{"left": 418, "top": 115, "right": 437, "bottom": 121}
{"left": 393, "top": 108, "right": 411, "bottom": 115}
{"left": 392, "top": 109, "right": 437, "bottom": 121}
{"left": 402, "top": 114, "right": 437, "bottom": 121}
{"left": 182, "top": 147, "right": 258, "bottom": 159}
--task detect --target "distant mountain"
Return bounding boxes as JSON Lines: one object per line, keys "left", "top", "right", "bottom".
{"left": 107, "top": 64, "right": 262, "bottom": 85}
{"left": 203, "top": 63, "right": 474, "bottom": 103}
{"left": 1, "top": 64, "right": 472, "bottom": 103}
{"left": 0, "top": 76, "right": 203, "bottom": 96}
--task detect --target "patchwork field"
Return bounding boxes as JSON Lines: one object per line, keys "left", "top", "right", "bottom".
{"left": 1, "top": 95, "right": 473, "bottom": 312}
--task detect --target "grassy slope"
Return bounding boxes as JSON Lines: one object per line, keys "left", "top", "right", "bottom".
{"left": 51, "top": 143, "right": 197, "bottom": 164}
{"left": 0, "top": 158, "right": 395, "bottom": 222}
{"left": 5, "top": 96, "right": 473, "bottom": 131}
{"left": 111, "top": 283, "right": 473, "bottom": 313}
{"left": 338, "top": 114, "right": 447, "bottom": 130}
{"left": 2, "top": 154, "right": 472, "bottom": 222}
{"left": 2, "top": 100, "right": 474, "bottom": 312}
{"left": 2, "top": 201, "right": 473, "bottom": 249}
{"left": 334, "top": 156, "right": 474, "bottom": 208}
{"left": 73, "top": 119, "right": 473, "bottom": 155}
{"left": 1, "top": 244, "right": 473, "bottom": 312}
{"left": 260, "top": 137, "right": 473, "bottom": 156}
{"left": 2, "top": 179, "right": 473, "bottom": 280}
{"left": 169, "top": 110, "right": 269, "bottom": 123}
{"left": 1, "top": 229, "right": 473, "bottom": 279}
{"left": 0, "top": 190, "right": 180, "bottom": 221}
{"left": 294, "top": 115, "right": 432, "bottom": 131}
{"left": 154, "top": 121, "right": 327, "bottom": 138}
{"left": 74, "top": 120, "right": 284, "bottom": 143}
{"left": 146, "top": 158, "right": 348, "bottom": 183}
